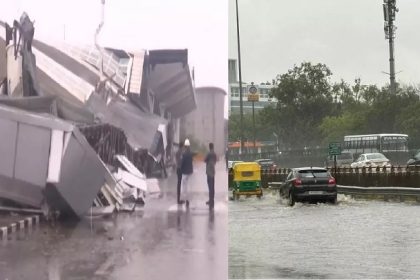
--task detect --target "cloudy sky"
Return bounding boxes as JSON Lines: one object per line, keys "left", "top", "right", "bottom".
{"left": 229, "top": 0, "right": 420, "bottom": 87}
{"left": 0, "top": 0, "right": 228, "bottom": 92}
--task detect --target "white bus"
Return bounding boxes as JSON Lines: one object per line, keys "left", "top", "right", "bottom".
{"left": 343, "top": 134, "right": 409, "bottom": 154}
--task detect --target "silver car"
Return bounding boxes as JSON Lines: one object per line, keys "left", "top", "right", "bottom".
{"left": 350, "top": 153, "right": 391, "bottom": 168}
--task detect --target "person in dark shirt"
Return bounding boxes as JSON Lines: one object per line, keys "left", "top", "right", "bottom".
{"left": 175, "top": 142, "right": 184, "bottom": 204}
{"left": 180, "top": 138, "right": 194, "bottom": 209}
{"left": 225, "top": 147, "right": 229, "bottom": 170}
{"left": 205, "top": 143, "right": 217, "bottom": 210}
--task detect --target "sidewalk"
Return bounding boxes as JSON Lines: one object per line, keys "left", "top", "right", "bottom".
{"left": 159, "top": 160, "right": 228, "bottom": 209}
{"left": 0, "top": 160, "right": 228, "bottom": 280}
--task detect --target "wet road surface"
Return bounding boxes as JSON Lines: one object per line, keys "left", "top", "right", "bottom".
{"left": 0, "top": 161, "right": 228, "bottom": 280}
{"left": 229, "top": 190, "right": 420, "bottom": 279}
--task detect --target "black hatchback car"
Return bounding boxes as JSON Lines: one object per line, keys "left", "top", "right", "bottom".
{"left": 279, "top": 167, "right": 337, "bottom": 206}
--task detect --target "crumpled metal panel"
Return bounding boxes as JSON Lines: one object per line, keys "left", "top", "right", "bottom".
{"left": 0, "top": 104, "right": 73, "bottom": 208}
{"left": 86, "top": 94, "right": 167, "bottom": 150}
{"left": 0, "top": 37, "right": 6, "bottom": 85}
{"left": 0, "top": 96, "right": 95, "bottom": 124}
{"left": 47, "top": 128, "right": 113, "bottom": 217}
{"left": 148, "top": 50, "right": 196, "bottom": 118}
{"left": 0, "top": 174, "right": 44, "bottom": 208}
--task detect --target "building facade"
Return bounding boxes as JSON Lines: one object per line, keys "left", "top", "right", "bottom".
{"left": 228, "top": 59, "right": 277, "bottom": 115}
{"left": 182, "top": 86, "right": 226, "bottom": 156}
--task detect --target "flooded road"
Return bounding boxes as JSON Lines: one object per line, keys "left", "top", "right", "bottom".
{"left": 0, "top": 162, "right": 228, "bottom": 280}
{"left": 229, "top": 190, "right": 420, "bottom": 279}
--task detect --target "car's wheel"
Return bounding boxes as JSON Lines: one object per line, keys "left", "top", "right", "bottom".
{"left": 288, "top": 192, "right": 295, "bottom": 206}
{"left": 329, "top": 196, "right": 337, "bottom": 204}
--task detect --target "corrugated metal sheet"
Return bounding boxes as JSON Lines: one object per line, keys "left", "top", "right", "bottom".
{"left": 148, "top": 50, "right": 196, "bottom": 118}
{"left": 128, "top": 51, "right": 145, "bottom": 94}
{"left": 86, "top": 94, "right": 167, "bottom": 150}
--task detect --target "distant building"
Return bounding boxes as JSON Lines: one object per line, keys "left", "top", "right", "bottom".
{"left": 228, "top": 59, "right": 277, "bottom": 116}
{"left": 182, "top": 87, "right": 226, "bottom": 156}
{"left": 228, "top": 59, "right": 237, "bottom": 84}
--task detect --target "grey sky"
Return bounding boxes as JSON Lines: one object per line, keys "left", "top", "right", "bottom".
{"left": 229, "top": 0, "right": 420, "bottom": 87}
{"left": 0, "top": 0, "right": 228, "bottom": 92}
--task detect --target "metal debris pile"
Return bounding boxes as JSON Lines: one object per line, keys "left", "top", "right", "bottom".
{"left": 0, "top": 13, "right": 200, "bottom": 220}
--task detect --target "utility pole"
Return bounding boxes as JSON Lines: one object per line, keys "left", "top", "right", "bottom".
{"left": 235, "top": 0, "right": 244, "bottom": 154}
{"left": 383, "top": 0, "right": 398, "bottom": 94}
{"left": 248, "top": 82, "right": 258, "bottom": 150}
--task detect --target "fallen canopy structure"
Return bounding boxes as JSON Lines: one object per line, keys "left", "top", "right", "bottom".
{"left": 0, "top": 104, "right": 110, "bottom": 217}
{"left": 0, "top": 13, "right": 197, "bottom": 218}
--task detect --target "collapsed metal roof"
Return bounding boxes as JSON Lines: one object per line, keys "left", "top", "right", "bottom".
{"left": 32, "top": 39, "right": 99, "bottom": 87}
{"left": 86, "top": 93, "right": 167, "bottom": 150}
{"left": 148, "top": 49, "right": 196, "bottom": 118}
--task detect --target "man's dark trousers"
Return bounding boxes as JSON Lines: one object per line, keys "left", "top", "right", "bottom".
{"left": 177, "top": 168, "right": 182, "bottom": 203}
{"left": 207, "top": 175, "right": 215, "bottom": 208}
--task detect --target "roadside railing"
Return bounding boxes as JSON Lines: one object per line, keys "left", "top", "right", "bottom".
{"left": 228, "top": 165, "right": 420, "bottom": 189}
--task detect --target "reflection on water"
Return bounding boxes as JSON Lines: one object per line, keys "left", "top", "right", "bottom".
{"left": 229, "top": 191, "right": 420, "bottom": 279}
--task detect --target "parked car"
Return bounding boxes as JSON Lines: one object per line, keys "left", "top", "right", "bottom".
{"left": 255, "top": 158, "right": 277, "bottom": 171}
{"left": 406, "top": 150, "right": 420, "bottom": 171}
{"left": 279, "top": 167, "right": 337, "bottom": 206}
{"left": 350, "top": 153, "right": 391, "bottom": 168}
{"left": 326, "top": 151, "right": 354, "bottom": 167}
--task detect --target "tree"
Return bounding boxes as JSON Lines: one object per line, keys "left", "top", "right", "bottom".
{"left": 395, "top": 102, "right": 420, "bottom": 148}
{"left": 228, "top": 113, "right": 253, "bottom": 142}
{"left": 270, "top": 62, "right": 335, "bottom": 148}
{"left": 318, "top": 111, "right": 368, "bottom": 145}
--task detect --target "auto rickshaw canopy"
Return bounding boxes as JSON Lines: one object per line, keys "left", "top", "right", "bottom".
{"left": 233, "top": 162, "right": 261, "bottom": 181}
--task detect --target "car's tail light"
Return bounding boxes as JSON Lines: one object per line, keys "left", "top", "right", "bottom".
{"left": 293, "top": 178, "right": 302, "bottom": 187}
{"left": 328, "top": 177, "right": 336, "bottom": 186}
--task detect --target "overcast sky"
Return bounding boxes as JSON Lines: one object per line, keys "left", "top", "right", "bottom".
{"left": 229, "top": 0, "right": 420, "bottom": 87}
{"left": 0, "top": 0, "right": 228, "bottom": 93}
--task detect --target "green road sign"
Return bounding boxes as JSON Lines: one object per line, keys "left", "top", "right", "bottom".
{"left": 328, "top": 142, "right": 342, "bottom": 156}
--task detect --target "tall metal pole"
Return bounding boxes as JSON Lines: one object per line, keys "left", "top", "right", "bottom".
{"left": 384, "top": 0, "right": 398, "bottom": 94}
{"left": 252, "top": 100, "right": 256, "bottom": 149}
{"left": 235, "top": 0, "right": 244, "bottom": 154}
{"left": 387, "top": 2, "right": 396, "bottom": 94}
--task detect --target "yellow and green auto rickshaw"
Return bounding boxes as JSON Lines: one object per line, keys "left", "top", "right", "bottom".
{"left": 231, "top": 162, "right": 263, "bottom": 200}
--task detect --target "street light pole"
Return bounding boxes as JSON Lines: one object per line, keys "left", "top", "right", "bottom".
{"left": 235, "top": 0, "right": 244, "bottom": 154}
{"left": 383, "top": 0, "right": 398, "bottom": 94}
{"left": 252, "top": 100, "right": 256, "bottom": 149}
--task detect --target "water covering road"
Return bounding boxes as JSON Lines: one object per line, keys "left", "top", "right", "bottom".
{"left": 229, "top": 190, "right": 420, "bottom": 279}
{"left": 0, "top": 161, "right": 228, "bottom": 280}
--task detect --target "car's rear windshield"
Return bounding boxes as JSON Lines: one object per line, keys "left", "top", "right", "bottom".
{"left": 366, "top": 154, "right": 386, "bottom": 160}
{"left": 298, "top": 170, "right": 330, "bottom": 178}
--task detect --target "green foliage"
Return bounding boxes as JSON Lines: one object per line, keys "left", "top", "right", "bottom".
{"left": 228, "top": 61, "right": 420, "bottom": 150}
{"left": 395, "top": 102, "right": 420, "bottom": 147}
{"left": 270, "top": 62, "right": 335, "bottom": 148}
{"left": 228, "top": 110, "right": 276, "bottom": 143}
{"left": 318, "top": 112, "right": 367, "bottom": 145}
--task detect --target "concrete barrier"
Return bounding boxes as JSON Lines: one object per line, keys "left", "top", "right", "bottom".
{"left": 0, "top": 215, "right": 40, "bottom": 240}
{"left": 337, "top": 185, "right": 420, "bottom": 202}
